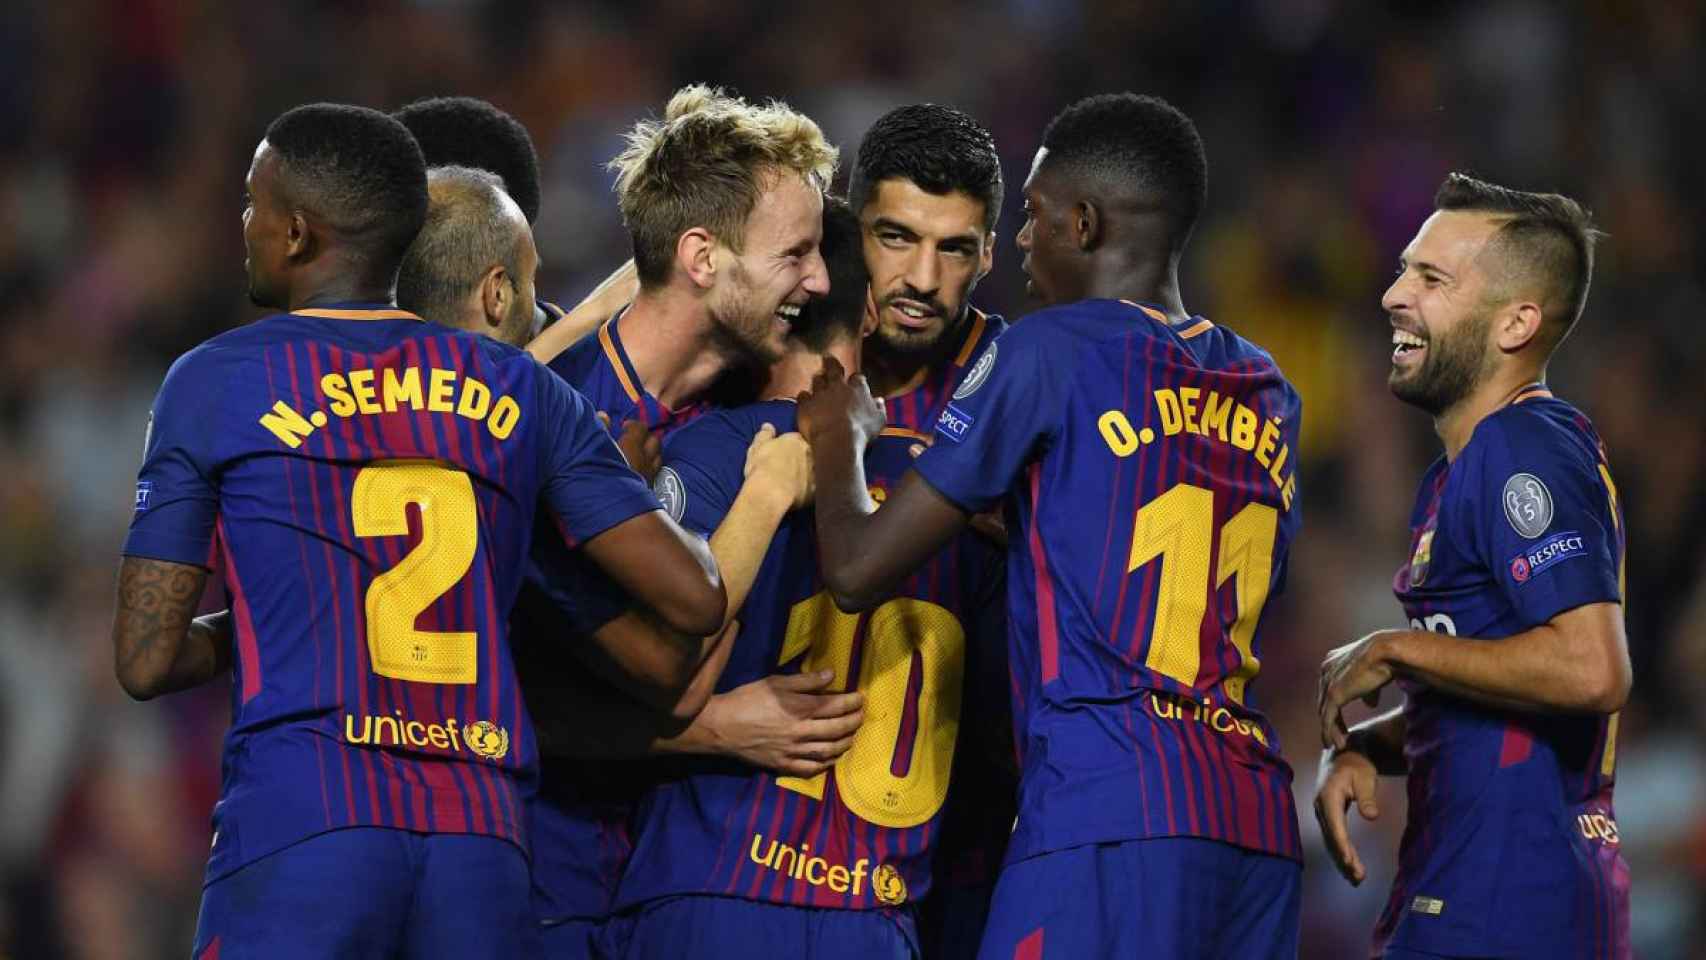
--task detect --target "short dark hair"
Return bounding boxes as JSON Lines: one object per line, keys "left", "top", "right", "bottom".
{"left": 393, "top": 97, "right": 542, "bottom": 223}
{"left": 849, "top": 104, "right": 1003, "bottom": 232}
{"left": 791, "top": 196, "right": 868, "bottom": 353}
{"left": 398, "top": 166, "right": 526, "bottom": 326}
{"left": 264, "top": 103, "right": 427, "bottom": 273}
{"left": 1039, "top": 93, "right": 1207, "bottom": 253}
{"left": 1434, "top": 172, "right": 1601, "bottom": 346}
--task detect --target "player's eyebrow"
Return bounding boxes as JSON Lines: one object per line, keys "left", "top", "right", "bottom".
{"left": 869, "top": 217, "right": 921, "bottom": 240}
{"left": 1399, "top": 255, "right": 1452, "bottom": 278}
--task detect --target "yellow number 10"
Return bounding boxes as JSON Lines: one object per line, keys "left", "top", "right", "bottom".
{"left": 775, "top": 592, "right": 966, "bottom": 829}
{"left": 1128, "top": 483, "right": 1277, "bottom": 703}
{"left": 351, "top": 460, "right": 480, "bottom": 684}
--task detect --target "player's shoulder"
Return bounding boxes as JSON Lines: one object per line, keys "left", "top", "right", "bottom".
{"left": 1468, "top": 394, "right": 1603, "bottom": 471}
{"left": 667, "top": 399, "right": 796, "bottom": 456}
{"left": 546, "top": 326, "right": 604, "bottom": 385}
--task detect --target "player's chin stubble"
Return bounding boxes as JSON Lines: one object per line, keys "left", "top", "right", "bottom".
{"left": 1389, "top": 310, "right": 1495, "bottom": 415}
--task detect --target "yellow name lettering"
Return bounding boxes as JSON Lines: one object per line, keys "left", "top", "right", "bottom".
{"left": 1200, "top": 391, "right": 1233, "bottom": 442}
{"left": 321, "top": 373, "right": 357, "bottom": 417}
{"left": 259, "top": 401, "right": 317, "bottom": 448}
{"left": 1154, "top": 389, "right": 1183, "bottom": 436}
{"left": 1230, "top": 405, "right": 1258, "bottom": 450}
{"left": 383, "top": 366, "right": 422, "bottom": 412}
{"left": 488, "top": 396, "right": 521, "bottom": 440}
{"left": 1099, "top": 410, "right": 1141, "bottom": 457}
{"left": 1178, "top": 386, "right": 1201, "bottom": 435}
{"left": 456, "top": 376, "right": 492, "bottom": 420}
{"left": 428, "top": 368, "right": 456, "bottom": 413}
{"left": 348, "top": 368, "right": 381, "bottom": 415}
{"left": 1255, "top": 418, "right": 1280, "bottom": 468}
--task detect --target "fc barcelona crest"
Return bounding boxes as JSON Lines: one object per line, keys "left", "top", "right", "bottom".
{"left": 1409, "top": 529, "right": 1435, "bottom": 587}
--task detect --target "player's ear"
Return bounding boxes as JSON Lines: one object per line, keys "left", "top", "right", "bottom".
{"left": 1074, "top": 201, "right": 1101, "bottom": 252}
{"left": 860, "top": 284, "right": 880, "bottom": 338}
{"left": 677, "top": 227, "right": 718, "bottom": 291}
{"left": 481, "top": 264, "right": 510, "bottom": 330}
{"left": 1496, "top": 299, "right": 1544, "bottom": 354}
{"left": 285, "top": 211, "right": 311, "bottom": 260}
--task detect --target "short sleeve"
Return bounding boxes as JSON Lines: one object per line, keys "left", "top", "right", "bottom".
{"left": 537, "top": 373, "right": 661, "bottom": 547}
{"left": 913, "top": 322, "right": 1067, "bottom": 513}
{"left": 1469, "top": 412, "right": 1622, "bottom": 626}
{"left": 655, "top": 414, "right": 754, "bottom": 539}
{"left": 122, "top": 347, "right": 224, "bottom": 566}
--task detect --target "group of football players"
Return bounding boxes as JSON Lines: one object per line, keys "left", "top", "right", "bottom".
{"left": 111, "top": 80, "right": 1632, "bottom": 960}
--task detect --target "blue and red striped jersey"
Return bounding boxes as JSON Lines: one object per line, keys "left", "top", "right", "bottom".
{"left": 615, "top": 398, "right": 1004, "bottom": 918}
{"left": 546, "top": 312, "right": 704, "bottom": 432}
{"left": 914, "top": 298, "right": 1305, "bottom": 866}
{"left": 121, "top": 305, "right": 660, "bottom": 884}
{"left": 1374, "top": 390, "right": 1629, "bottom": 960}
{"left": 522, "top": 312, "right": 709, "bottom": 924}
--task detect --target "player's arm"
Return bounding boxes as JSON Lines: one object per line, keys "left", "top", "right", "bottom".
{"left": 704, "top": 424, "right": 813, "bottom": 625}
{"left": 569, "top": 611, "right": 739, "bottom": 724}
{"left": 1313, "top": 707, "right": 1407, "bottom": 886}
{"left": 797, "top": 357, "right": 971, "bottom": 612}
{"left": 526, "top": 259, "right": 639, "bottom": 364}
{"left": 112, "top": 560, "right": 229, "bottom": 700}
{"left": 1320, "top": 605, "right": 1629, "bottom": 747}
{"left": 579, "top": 516, "right": 725, "bottom": 649}
{"left": 651, "top": 671, "right": 865, "bottom": 776}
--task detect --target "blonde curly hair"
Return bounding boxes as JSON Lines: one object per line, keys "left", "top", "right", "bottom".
{"left": 610, "top": 85, "right": 838, "bottom": 286}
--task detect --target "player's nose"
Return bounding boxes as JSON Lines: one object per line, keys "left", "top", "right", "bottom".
{"left": 903, "top": 246, "right": 940, "bottom": 295}
{"left": 801, "top": 248, "right": 830, "bottom": 297}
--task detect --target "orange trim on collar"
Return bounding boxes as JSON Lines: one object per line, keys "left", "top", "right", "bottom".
{"left": 880, "top": 426, "right": 932, "bottom": 444}
{"left": 294, "top": 307, "right": 423, "bottom": 322}
{"left": 953, "top": 310, "right": 989, "bottom": 367}
{"left": 1177, "top": 319, "right": 1214, "bottom": 339}
{"left": 1120, "top": 300, "right": 1214, "bottom": 339}
{"left": 598, "top": 319, "right": 643, "bottom": 405}
{"left": 1511, "top": 387, "right": 1554, "bottom": 405}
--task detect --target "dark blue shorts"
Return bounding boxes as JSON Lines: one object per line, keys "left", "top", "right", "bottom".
{"left": 975, "top": 838, "right": 1300, "bottom": 960}
{"left": 191, "top": 827, "right": 535, "bottom": 960}
{"left": 619, "top": 895, "right": 917, "bottom": 959}
{"left": 540, "top": 916, "right": 626, "bottom": 960}
{"left": 918, "top": 880, "right": 997, "bottom": 960}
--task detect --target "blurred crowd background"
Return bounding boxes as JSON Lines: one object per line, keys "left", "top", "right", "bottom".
{"left": 0, "top": 1, "right": 1701, "bottom": 957}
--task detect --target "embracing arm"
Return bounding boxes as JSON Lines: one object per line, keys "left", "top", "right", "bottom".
{"left": 1384, "top": 602, "right": 1629, "bottom": 713}
{"left": 800, "top": 360, "right": 970, "bottom": 612}
{"left": 112, "top": 557, "right": 227, "bottom": 700}
{"left": 526, "top": 260, "right": 639, "bottom": 364}
{"left": 582, "top": 512, "right": 725, "bottom": 638}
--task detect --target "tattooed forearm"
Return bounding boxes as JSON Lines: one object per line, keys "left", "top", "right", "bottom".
{"left": 112, "top": 556, "right": 208, "bottom": 700}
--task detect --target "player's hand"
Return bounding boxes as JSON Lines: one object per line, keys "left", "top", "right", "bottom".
{"left": 1314, "top": 747, "right": 1380, "bottom": 885}
{"left": 796, "top": 356, "right": 885, "bottom": 449}
{"left": 1319, "top": 630, "right": 1397, "bottom": 749}
{"left": 743, "top": 423, "right": 814, "bottom": 509}
{"left": 615, "top": 418, "right": 661, "bottom": 482}
{"left": 696, "top": 671, "right": 865, "bottom": 776}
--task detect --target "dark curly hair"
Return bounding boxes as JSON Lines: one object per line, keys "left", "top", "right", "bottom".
{"left": 264, "top": 103, "right": 427, "bottom": 273}
{"left": 1039, "top": 93, "right": 1206, "bottom": 253}
{"left": 393, "top": 96, "right": 542, "bottom": 223}
{"left": 849, "top": 104, "right": 1003, "bottom": 231}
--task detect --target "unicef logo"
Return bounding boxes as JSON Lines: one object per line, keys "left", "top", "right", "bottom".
{"left": 654, "top": 467, "right": 686, "bottom": 523}
{"left": 463, "top": 720, "right": 510, "bottom": 761}
{"left": 951, "top": 343, "right": 997, "bottom": 400}
{"left": 872, "top": 863, "right": 908, "bottom": 906}
{"left": 1502, "top": 473, "right": 1554, "bottom": 539}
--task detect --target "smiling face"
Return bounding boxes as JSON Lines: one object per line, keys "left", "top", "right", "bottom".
{"left": 1382, "top": 210, "right": 1507, "bottom": 414}
{"left": 708, "top": 169, "right": 828, "bottom": 364}
{"left": 859, "top": 178, "right": 993, "bottom": 357}
{"left": 242, "top": 140, "right": 291, "bottom": 309}
{"left": 1014, "top": 148, "right": 1082, "bottom": 307}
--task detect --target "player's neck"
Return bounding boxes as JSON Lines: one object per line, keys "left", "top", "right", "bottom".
{"left": 287, "top": 263, "right": 398, "bottom": 312}
{"left": 619, "top": 288, "right": 734, "bottom": 409}
{"left": 1436, "top": 367, "right": 1546, "bottom": 462}
{"left": 864, "top": 313, "right": 966, "bottom": 399}
{"left": 1084, "top": 256, "right": 1189, "bottom": 324}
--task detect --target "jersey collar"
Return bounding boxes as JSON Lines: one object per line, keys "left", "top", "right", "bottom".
{"left": 292, "top": 302, "right": 423, "bottom": 322}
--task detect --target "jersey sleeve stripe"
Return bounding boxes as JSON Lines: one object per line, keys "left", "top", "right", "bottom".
{"left": 1026, "top": 462, "right": 1062, "bottom": 684}
{"left": 217, "top": 515, "right": 265, "bottom": 704}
